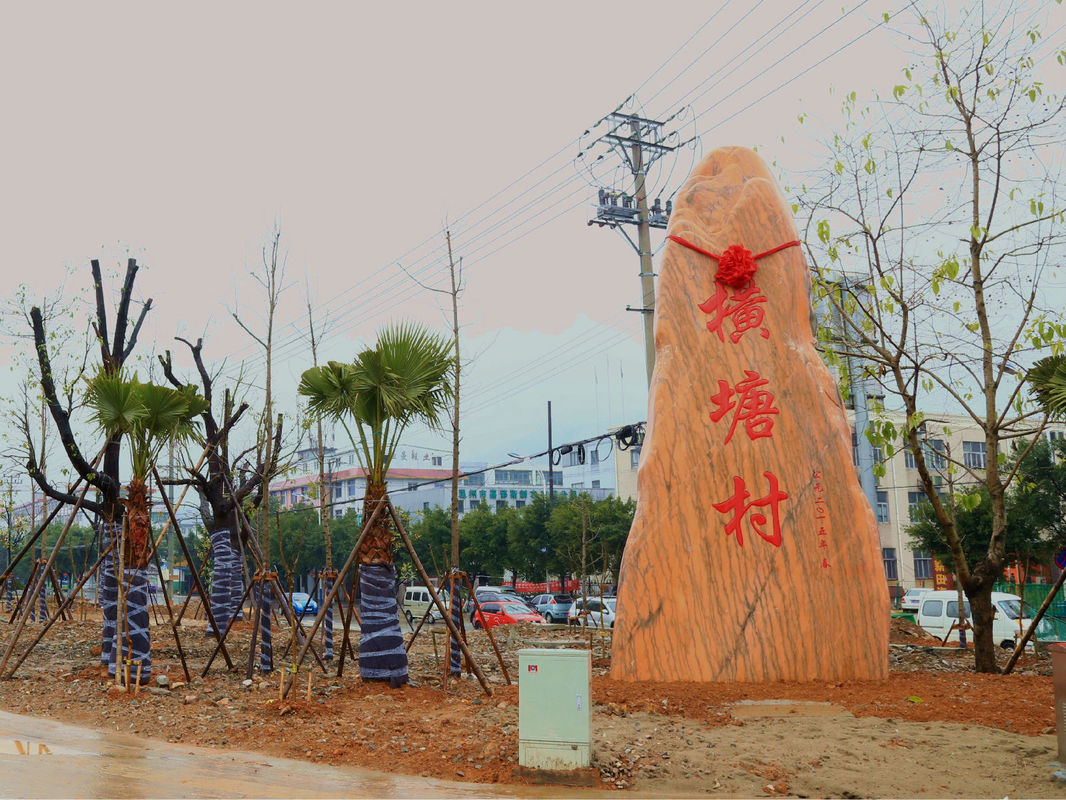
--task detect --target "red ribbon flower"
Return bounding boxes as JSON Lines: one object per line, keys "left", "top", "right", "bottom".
{"left": 667, "top": 235, "right": 801, "bottom": 288}
{"left": 715, "top": 244, "right": 758, "bottom": 288}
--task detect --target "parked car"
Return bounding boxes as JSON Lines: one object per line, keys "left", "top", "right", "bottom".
{"left": 403, "top": 585, "right": 451, "bottom": 623}
{"left": 916, "top": 590, "right": 1051, "bottom": 648}
{"left": 899, "top": 588, "right": 931, "bottom": 613}
{"left": 472, "top": 600, "right": 545, "bottom": 630}
{"left": 288, "top": 592, "right": 318, "bottom": 616}
{"left": 531, "top": 593, "right": 574, "bottom": 623}
{"left": 567, "top": 596, "right": 617, "bottom": 628}
{"left": 475, "top": 585, "right": 520, "bottom": 598}
{"left": 467, "top": 589, "right": 530, "bottom": 621}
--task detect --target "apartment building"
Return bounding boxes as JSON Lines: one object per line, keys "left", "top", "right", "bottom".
{"left": 268, "top": 441, "right": 617, "bottom": 521}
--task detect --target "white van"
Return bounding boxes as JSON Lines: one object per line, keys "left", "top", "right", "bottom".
{"left": 402, "top": 586, "right": 447, "bottom": 623}
{"left": 916, "top": 590, "right": 1048, "bottom": 648}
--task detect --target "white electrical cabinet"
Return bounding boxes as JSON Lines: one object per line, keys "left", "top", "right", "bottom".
{"left": 518, "top": 648, "right": 591, "bottom": 770}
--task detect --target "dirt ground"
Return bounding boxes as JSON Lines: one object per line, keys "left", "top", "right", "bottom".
{"left": 0, "top": 608, "right": 1062, "bottom": 798}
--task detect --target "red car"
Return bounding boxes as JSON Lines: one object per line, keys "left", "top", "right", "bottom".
{"left": 473, "top": 600, "right": 546, "bottom": 630}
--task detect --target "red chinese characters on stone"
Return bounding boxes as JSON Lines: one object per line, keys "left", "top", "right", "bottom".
{"left": 697, "top": 283, "right": 769, "bottom": 344}
{"left": 713, "top": 472, "right": 789, "bottom": 548}
{"left": 709, "top": 370, "right": 780, "bottom": 444}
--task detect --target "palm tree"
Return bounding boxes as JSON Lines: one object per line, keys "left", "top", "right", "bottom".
{"left": 299, "top": 322, "right": 452, "bottom": 686}
{"left": 1027, "top": 356, "right": 1066, "bottom": 417}
{"left": 85, "top": 371, "right": 207, "bottom": 683}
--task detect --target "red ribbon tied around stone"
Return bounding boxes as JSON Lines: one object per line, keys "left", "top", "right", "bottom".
{"left": 667, "top": 234, "right": 801, "bottom": 289}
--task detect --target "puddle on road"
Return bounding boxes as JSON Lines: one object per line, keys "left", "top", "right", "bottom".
{"left": 0, "top": 740, "right": 54, "bottom": 755}
{"left": 0, "top": 710, "right": 613, "bottom": 798}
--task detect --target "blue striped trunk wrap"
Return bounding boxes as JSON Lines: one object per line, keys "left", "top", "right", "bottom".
{"left": 358, "top": 564, "right": 408, "bottom": 686}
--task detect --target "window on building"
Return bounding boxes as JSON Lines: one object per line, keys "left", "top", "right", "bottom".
{"left": 515, "top": 500, "right": 525, "bottom": 509}
{"left": 495, "top": 469, "right": 532, "bottom": 485}
{"left": 496, "top": 500, "right": 507, "bottom": 511}
{"left": 913, "top": 550, "right": 934, "bottom": 580}
{"left": 905, "top": 439, "right": 946, "bottom": 471}
{"left": 963, "top": 440, "right": 986, "bottom": 469}
{"left": 407, "top": 482, "right": 419, "bottom": 491}
{"left": 540, "top": 471, "right": 562, "bottom": 486}
{"left": 852, "top": 430, "right": 860, "bottom": 467}
{"left": 571, "top": 482, "right": 584, "bottom": 489}
{"left": 908, "top": 490, "right": 927, "bottom": 521}
{"left": 905, "top": 447, "right": 918, "bottom": 470}
{"left": 1049, "top": 429, "right": 1064, "bottom": 443}
{"left": 928, "top": 439, "right": 947, "bottom": 470}
{"left": 591, "top": 480, "right": 601, "bottom": 489}
{"left": 423, "top": 502, "right": 430, "bottom": 511}
{"left": 882, "top": 548, "right": 898, "bottom": 581}
{"left": 463, "top": 472, "right": 485, "bottom": 486}
{"left": 457, "top": 500, "right": 464, "bottom": 514}
{"left": 876, "top": 491, "right": 890, "bottom": 524}
{"left": 431, "top": 456, "right": 443, "bottom": 466}
{"left": 630, "top": 447, "right": 641, "bottom": 469}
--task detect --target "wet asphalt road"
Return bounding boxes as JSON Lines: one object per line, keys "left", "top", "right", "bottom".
{"left": 0, "top": 709, "right": 608, "bottom": 799}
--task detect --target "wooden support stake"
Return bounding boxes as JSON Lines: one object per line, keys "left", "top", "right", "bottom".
{"left": 3, "top": 541, "right": 116, "bottom": 680}
{"left": 461, "top": 572, "right": 510, "bottom": 685}
{"left": 134, "top": 661, "right": 143, "bottom": 693}
{"left": 153, "top": 468, "right": 235, "bottom": 670}
{"left": 0, "top": 474, "right": 96, "bottom": 680}
{"left": 388, "top": 502, "right": 492, "bottom": 697}
{"left": 283, "top": 502, "right": 385, "bottom": 698}
{"left": 306, "top": 668, "right": 312, "bottom": 702}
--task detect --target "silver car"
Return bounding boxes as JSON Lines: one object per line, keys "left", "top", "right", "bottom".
{"left": 531, "top": 593, "right": 574, "bottom": 623}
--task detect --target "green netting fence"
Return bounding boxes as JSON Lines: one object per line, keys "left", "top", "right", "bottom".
{"left": 993, "top": 581, "right": 1066, "bottom": 641}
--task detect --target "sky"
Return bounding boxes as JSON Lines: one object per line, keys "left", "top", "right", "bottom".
{"left": 2, "top": 1, "right": 1063, "bottom": 497}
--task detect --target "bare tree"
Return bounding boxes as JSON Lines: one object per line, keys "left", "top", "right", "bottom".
{"left": 159, "top": 337, "right": 280, "bottom": 634}
{"left": 231, "top": 227, "right": 288, "bottom": 672}
{"left": 800, "top": 0, "right": 1066, "bottom": 672}
{"left": 25, "top": 259, "right": 153, "bottom": 679}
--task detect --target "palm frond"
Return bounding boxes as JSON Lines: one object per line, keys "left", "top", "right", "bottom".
{"left": 298, "top": 322, "right": 453, "bottom": 483}
{"left": 85, "top": 370, "right": 146, "bottom": 437}
{"left": 1027, "top": 355, "right": 1066, "bottom": 418}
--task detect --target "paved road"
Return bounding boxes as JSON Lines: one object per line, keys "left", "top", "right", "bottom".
{"left": 0, "top": 710, "right": 599, "bottom": 799}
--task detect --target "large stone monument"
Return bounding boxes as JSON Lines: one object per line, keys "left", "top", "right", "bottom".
{"left": 611, "top": 146, "right": 889, "bottom": 683}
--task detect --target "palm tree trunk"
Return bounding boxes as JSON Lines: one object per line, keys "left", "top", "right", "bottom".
{"left": 357, "top": 563, "right": 408, "bottom": 686}
{"left": 126, "top": 479, "right": 150, "bottom": 569}
{"left": 207, "top": 528, "right": 239, "bottom": 635}
{"left": 359, "top": 483, "right": 393, "bottom": 565}
{"left": 357, "top": 483, "right": 407, "bottom": 685}
{"left": 120, "top": 566, "right": 152, "bottom": 684}
{"left": 117, "top": 483, "right": 152, "bottom": 685}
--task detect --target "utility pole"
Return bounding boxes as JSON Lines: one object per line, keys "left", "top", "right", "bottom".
{"left": 587, "top": 109, "right": 679, "bottom": 386}
{"left": 547, "top": 401, "right": 555, "bottom": 503}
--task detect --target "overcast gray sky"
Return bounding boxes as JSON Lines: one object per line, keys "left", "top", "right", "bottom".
{"left": 3, "top": 1, "right": 1062, "bottom": 490}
